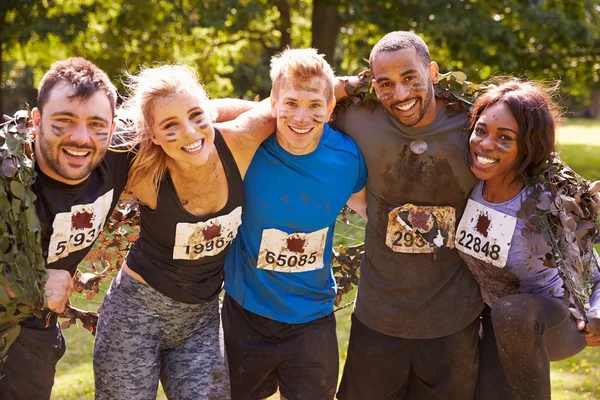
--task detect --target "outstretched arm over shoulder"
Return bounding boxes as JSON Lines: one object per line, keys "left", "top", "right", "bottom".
{"left": 211, "top": 98, "right": 263, "bottom": 123}
{"left": 346, "top": 187, "right": 367, "bottom": 220}
{"left": 334, "top": 76, "right": 360, "bottom": 101}
{"left": 216, "top": 99, "right": 275, "bottom": 179}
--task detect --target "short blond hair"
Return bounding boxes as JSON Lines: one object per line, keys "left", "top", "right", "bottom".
{"left": 270, "top": 48, "right": 335, "bottom": 102}
{"left": 122, "top": 64, "right": 216, "bottom": 190}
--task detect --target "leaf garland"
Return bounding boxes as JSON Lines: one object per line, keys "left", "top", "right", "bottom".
{"left": 333, "top": 69, "right": 490, "bottom": 117}
{"left": 518, "top": 155, "right": 600, "bottom": 330}
{"left": 0, "top": 110, "right": 47, "bottom": 369}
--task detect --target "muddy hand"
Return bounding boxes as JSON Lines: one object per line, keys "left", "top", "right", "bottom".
{"left": 43, "top": 269, "right": 74, "bottom": 313}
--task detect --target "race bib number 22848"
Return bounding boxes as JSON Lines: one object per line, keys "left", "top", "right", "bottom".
{"left": 454, "top": 199, "right": 516, "bottom": 268}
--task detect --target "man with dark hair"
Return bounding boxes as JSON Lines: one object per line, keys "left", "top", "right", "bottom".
{"left": 333, "top": 31, "right": 483, "bottom": 399}
{"left": 0, "top": 57, "right": 131, "bottom": 400}
{"left": 1, "top": 57, "right": 266, "bottom": 399}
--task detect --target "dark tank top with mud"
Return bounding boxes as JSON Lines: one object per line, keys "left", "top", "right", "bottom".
{"left": 127, "top": 129, "right": 244, "bottom": 303}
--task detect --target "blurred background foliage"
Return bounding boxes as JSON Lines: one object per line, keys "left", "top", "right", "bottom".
{"left": 1, "top": 0, "right": 600, "bottom": 116}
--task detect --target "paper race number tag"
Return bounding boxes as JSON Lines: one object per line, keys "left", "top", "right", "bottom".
{"left": 386, "top": 204, "right": 456, "bottom": 253}
{"left": 257, "top": 227, "right": 328, "bottom": 273}
{"left": 47, "top": 189, "right": 114, "bottom": 264}
{"left": 173, "top": 206, "right": 242, "bottom": 260}
{"left": 455, "top": 199, "right": 516, "bottom": 268}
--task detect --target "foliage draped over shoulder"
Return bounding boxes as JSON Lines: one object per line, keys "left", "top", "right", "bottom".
{"left": 0, "top": 110, "right": 46, "bottom": 367}
{"left": 519, "top": 157, "right": 600, "bottom": 330}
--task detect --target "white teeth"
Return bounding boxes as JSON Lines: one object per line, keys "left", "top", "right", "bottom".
{"left": 182, "top": 139, "right": 204, "bottom": 153}
{"left": 64, "top": 149, "right": 89, "bottom": 157}
{"left": 395, "top": 100, "right": 416, "bottom": 111}
{"left": 477, "top": 155, "right": 498, "bottom": 165}
{"left": 290, "top": 127, "right": 311, "bottom": 134}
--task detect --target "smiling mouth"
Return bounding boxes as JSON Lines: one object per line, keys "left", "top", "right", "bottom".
{"left": 182, "top": 139, "right": 205, "bottom": 153}
{"left": 289, "top": 126, "right": 313, "bottom": 135}
{"left": 394, "top": 100, "right": 417, "bottom": 112}
{"left": 62, "top": 148, "right": 91, "bottom": 158}
{"left": 476, "top": 155, "right": 498, "bottom": 165}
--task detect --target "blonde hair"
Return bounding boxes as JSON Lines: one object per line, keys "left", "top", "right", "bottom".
{"left": 269, "top": 48, "right": 335, "bottom": 102}
{"left": 121, "top": 64, "right": 216, "bottom": 191}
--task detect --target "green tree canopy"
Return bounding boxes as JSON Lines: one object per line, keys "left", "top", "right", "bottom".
{"left": 1, "top": 0, "right": 599, "bottom": 115}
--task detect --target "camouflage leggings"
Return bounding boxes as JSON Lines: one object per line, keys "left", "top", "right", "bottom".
{"left": 93, "top": 269, "right": 230, "bottom": 400}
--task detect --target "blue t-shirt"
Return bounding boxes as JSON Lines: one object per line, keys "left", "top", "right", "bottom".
{"left": 224, "top": 124, "right": 367, "bottom": 324}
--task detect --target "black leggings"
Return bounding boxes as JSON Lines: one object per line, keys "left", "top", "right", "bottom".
{"left": 478, "top": 294, "right": 587, "bottom": 400}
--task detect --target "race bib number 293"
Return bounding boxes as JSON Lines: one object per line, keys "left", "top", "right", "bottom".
{"left": 454, "top": 199, "right": 516, "bottom": 268}
{"left": 386, "top": 204, "right": 456, "bottom": 253}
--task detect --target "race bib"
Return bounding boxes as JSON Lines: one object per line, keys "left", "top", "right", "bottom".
{"left": 173, "top": 206, "right": 242, "bottom": 260}
{"left": 257, "top": 227, "right": 328, "bottom": 273}
{"left": 47, "top": 189, "right": 114, "bottom": 264}
{"left": 455, "top": 199, "right": 516, "bottom": 268}
{"left": 386, "top": 204, "right": 456, "bottom": 253}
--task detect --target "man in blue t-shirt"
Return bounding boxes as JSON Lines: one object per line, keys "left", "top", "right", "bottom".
{"left": 223, "top": 48, "right": 367, "bottom": 400}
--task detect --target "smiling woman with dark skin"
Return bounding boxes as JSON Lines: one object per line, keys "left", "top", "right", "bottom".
{"left": 455, "top": 78, "right": 600, "bottom": 400}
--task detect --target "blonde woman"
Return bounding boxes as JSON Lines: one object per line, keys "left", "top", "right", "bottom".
{"left": 93, "top": 65, "right": 273, "bottom": 400}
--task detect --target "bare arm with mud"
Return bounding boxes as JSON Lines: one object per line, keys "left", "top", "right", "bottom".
{"left": 216, "top": 99, "right": 275, "bottom": 179}
{"left": 346, "top": 187, "right": 367, "bottom": 220}
{"left": 211, "top": 98, "right": 263, "bottom": 123}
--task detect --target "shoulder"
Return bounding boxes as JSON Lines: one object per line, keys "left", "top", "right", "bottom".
{"left": 323, "top": 124, "right": 363, "bottom": 158}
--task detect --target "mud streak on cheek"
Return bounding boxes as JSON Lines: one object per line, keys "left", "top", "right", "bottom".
{"left": 497, "top": 143, "right": 512, "bottom": 153}
{"left": 379, "top": 90, "right": 393, "bottom": 102}
{"left": 95, "top": 131, "right": 110, "bottom": 142}
{"left": 50, "top": 124, "right": 67, "bottom": 137}
{"left": 309, "top": 111, "right": 327, "bottom": 124}
{"left": 411, "top": 80, "right": 427, "bottom": 93}
{"left": 277, "top": 108, "right": 293, "bottom": 119}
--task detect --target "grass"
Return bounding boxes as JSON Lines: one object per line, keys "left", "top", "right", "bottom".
{"left": 51, "top": 118, "right": 600, "bottom": 399}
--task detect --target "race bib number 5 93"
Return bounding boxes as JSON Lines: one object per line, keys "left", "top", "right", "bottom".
{"left": 454, "top": 199, "right": 516, "bottom": 268}
{"left": 386, "top": 204, "right": 456, "bottom": 253}
{"left": 47, "top": 190, "right": 114, "bottom": 264}
{"left": 257, "top": 227, "right": 328, "bottom": 273}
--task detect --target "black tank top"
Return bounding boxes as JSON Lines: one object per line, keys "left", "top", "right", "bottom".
{"left": 127, "top": 129, "right": 244, "bottom": 303}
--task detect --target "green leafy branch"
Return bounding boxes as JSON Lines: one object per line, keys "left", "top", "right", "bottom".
{"left": 0, "top": 110, "right": 47, "bottom": 368}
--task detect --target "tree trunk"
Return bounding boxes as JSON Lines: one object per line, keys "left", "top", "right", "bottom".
{"left": 311, "top": 0, "right": 342, "bottom": 63}
{"left": 277, "top": 0, "right": 291, "bottom": 51}
{"left": 591, "top": 88, "right": 600, "bottom": 119}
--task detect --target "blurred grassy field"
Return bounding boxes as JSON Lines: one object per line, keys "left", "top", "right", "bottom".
{"left": 51, "top": 118, "right": 600, "bottom": 399}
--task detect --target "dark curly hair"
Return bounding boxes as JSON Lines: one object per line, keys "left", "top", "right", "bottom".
{"left": 469, "top": 77, "right": 561, "bottom": 181}
{"left": 37, "top": 57, "right": 117, "bottom": 116}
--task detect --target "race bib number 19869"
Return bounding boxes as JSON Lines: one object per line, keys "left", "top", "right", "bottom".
{"left": 455, "top": 199, "right": 516, "bottom": 268}
{"left": 386, "top": 204, "right": 456, "bottom": 253}
{"left": 173, "top": 206, "right": 242, "bottom": 260}
{"left": 257, "top": 227, "right": 328, "bottom": 273}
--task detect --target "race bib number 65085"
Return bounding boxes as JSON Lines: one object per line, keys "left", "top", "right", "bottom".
{"left": 257, "top": 227, "right": 328, "bottom": 273}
